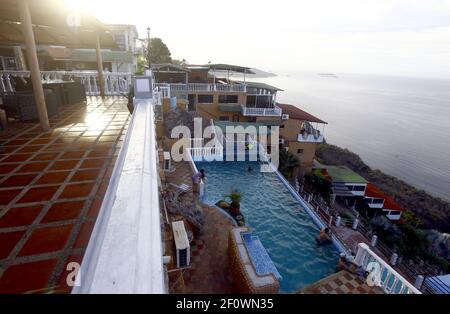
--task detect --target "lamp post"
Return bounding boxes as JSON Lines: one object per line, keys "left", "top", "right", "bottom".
{"left": 147, "top": 26, "right": 151, "bottom": 68}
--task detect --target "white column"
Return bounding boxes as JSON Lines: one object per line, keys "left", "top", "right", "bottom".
{"left": 371, "top": 235, "right": 378, "bottom": 247}
{"left": 95, "top": 33, "right": 106, "bottom": 98}
{"left": 354, "top": 243, "right": 369, "bottom": 266}
{"left": 19, "top": 0, "right": 50, "bottom": 131}
{"left": 352, "top": 218, "right": 359, "bottom": 230}
{"left": 390, "top": 253, "right": 398, "bottom": 266}
{"left": 335, "top": 216, "right": 341, "bottom": 227}
{"left": 414, "top": 275, "right": 424, "bottom": 290}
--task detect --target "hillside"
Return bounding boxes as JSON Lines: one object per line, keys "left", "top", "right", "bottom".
{"left": 316, "top": 144, "right": 450, "bottom": 233}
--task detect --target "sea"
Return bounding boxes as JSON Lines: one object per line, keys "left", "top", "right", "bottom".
{"left": 253, "top": 72, "right": 450, "bottom": 202}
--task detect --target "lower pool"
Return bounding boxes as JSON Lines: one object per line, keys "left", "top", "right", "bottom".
{"left": 195, "top": 160, "right": 340, "bottom": 293}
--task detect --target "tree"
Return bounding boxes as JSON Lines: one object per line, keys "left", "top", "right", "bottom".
{"left": 278, "top": 150, "right": 299, "bottom": 179}
{"left": 143, "top": 37, "right": 172, "bottom": 65}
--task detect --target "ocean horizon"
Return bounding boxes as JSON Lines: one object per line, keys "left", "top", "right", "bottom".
{"left": 253, "top": 72, "right": 450, "bottom": 202}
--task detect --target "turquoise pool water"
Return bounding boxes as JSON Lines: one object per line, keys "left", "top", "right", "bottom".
{"left": 196, "top": 160, "right": 340, "bottom": 293}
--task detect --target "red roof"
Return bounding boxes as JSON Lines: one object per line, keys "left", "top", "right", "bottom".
{"left": 364, "top": 183, "right": 385, "bottom": 199}
{"left": 383, "top": 197, "right": 405, "bottom": 212}
{"left": 277, "top": 103, "right": 327, "bottom": 124}
{"left": 365, "top": 183, "right": 405, "bottom": 212}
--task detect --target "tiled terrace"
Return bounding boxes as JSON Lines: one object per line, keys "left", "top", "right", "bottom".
{"left": 164, "top": 161, "right": 236, "bottom": 294}
{"left": 0, "top": 96, "right": 129, "bottom": 293}
{"left": 299, "top": 270, "right": 384, "bottom": 294}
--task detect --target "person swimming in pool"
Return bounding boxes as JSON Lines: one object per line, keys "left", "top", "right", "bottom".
{"left": 316, "top": 227, "right": 332, "bottom": 245}
{"left": 248, "top": 166, "right": 252, "bottom": 172}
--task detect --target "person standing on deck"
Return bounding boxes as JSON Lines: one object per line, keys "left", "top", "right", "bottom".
{"left": 192, "top": 169, "right": 205, "bottom": 193}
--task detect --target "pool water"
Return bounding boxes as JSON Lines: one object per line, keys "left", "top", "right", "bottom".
{"left": 196, "top": 160, "right": 340, "bottom": 293}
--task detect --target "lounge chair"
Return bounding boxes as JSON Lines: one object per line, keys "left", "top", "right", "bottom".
{"left": 169, "top": 183, "right": 191, "bottom": 199}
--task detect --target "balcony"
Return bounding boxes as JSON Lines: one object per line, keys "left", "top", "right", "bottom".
{"left": 155, "top": 82, "right": 246, "bottom": 93}
{"left": 297, "top": 130, "right": 324, "bottom": 143}
{"left": 0, "top": 96, "right": 132, "bottom": 293}
{"left": 241, "top": 104, "right": 282, "bottom": 117}
{"left": 0, "top": 71, "right": 165, "bottom": 293}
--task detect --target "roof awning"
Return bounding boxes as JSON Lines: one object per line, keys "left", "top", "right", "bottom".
{"left": 0, "top": 0, "right": 117, "bottom": 49}
{"left": 39, "top": 46, "right": 72, "bottom": 60}
{"left": 71, "top": 49, "right": 133, "bottom": 63}
{"left": 207, "top": 63, "right": 255, "bottom": 74}
{"left": 151, "top": 63, "right": 190, "bottom": 73}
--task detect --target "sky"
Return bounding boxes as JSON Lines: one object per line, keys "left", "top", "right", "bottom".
{"left": 65, "top": 0, "right": 450, "bottom": 79}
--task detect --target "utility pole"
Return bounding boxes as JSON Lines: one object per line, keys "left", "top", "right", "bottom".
{"left": 147, "top": 26, "right": 151, "bottom": 68}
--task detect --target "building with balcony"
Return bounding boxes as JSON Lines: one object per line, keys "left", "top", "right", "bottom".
{"left": 364, "top": 184, "right": 405, "bottom": 221}
{"left": 153, "top": 63, "right": 283, "bottom": 119}
{"left": 277, "top": 103, "right": 327, "bottom": 175}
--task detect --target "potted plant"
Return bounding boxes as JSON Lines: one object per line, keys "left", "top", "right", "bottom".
{"left": 225, "top": 190, "right": 242, "bottom": 217}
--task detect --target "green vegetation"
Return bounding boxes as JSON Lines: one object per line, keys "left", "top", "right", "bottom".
{"left": 279, "top": 150, "right": 300, "bottom": 179}
{"left": 316, "top": 143, "right": 450, "bottom": 271}
{"left": 316, "top": 143, "right": 450, "bottom": 233}
{"left": 142, "top": 37, "right": 172, "bottom": 64}
{"left": 225, "top": 190, "right": 242, "bottom": 216}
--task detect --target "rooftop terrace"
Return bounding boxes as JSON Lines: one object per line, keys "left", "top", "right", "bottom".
{"left": 0, "top": 96, "right": 128, "bottom": 293}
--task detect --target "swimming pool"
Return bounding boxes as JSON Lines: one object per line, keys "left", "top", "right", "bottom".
{"left": 196, "top": 160, "right": 340, "bottom": 293}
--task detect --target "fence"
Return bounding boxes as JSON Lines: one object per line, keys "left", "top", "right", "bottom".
{"left": 297, "top": 181, "right": 447, "bottom": 294}
{"left": 0, "top": 70, "right": 132, "bottom": 96}
{"left": 354, "top": 243, "right": 421, "bottom": 294}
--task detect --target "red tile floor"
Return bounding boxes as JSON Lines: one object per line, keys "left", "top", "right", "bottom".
{"left": 0, "top": 96, "right": 129, "bottom": 293}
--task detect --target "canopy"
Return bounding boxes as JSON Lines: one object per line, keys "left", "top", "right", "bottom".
{"left": 424, "top": 274, "right": 450, "bottom": 294}
{"left": 207, "top": 63, "right": 255, "bottom": 74}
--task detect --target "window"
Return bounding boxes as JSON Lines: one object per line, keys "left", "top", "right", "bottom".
{"left": 197, "top": 94, "right": 214, "bottom": 103}
{"left": 218, "top": 95, "right": 238, "bottom": 103}
{"left": 219, "top": 116, "right": 230, "bottom": 121}
{"left": 280, "top": 124, "right": 285, "bottom": 129}
{"left": 352, "top": 185, "right": 366, "bottom": 192}
{"left": 297, "top": 149, "right": 304, "bottom": 155}
{"left": 389, "top": 211, "right": 401, "bottom": 216}
{"left": 373, "top": 198, "right": 384, "bottom": 204}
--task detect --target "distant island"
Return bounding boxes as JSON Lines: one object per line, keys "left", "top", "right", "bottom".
{"left": 250, "top": 68, "right": 277, "bottom": 78}
{"left": 318, "top": 73, "right": 339, "bottom": 78}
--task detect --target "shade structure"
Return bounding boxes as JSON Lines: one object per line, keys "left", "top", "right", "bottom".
{"left": 0, "top": 0, "right": 117, "bottom": 48}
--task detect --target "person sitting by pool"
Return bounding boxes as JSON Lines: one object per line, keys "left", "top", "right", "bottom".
{"left": 336, "top": 253, "right": 368, "bottom": 279}
{"left": 316, "top": 227, "right": 332, "bottom": 245}
{"left": 192, "top": 169, "right": 205, "bottom": 193}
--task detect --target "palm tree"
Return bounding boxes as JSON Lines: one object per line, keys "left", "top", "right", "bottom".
{"left": 279, "top": 149, "right": 300, "bottom": 179}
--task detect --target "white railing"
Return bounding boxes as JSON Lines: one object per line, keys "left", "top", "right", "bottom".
{"left": 155, "top": 82, "right": 246, "bottom": 93}
{"left": 297, "top": 132, "right": 324, "bottom": 143}
{"left": 354, "top": 243, "right": 421, "bottom": 294}
{"left": 66, "top": 71, "right": 132, "bottom": 96}
{"left": 188, "top": 146, "right": 223, "bottom": 161}
{"left": 72, "top": 95, "right": 165, "bottom": 293}
{"left": 0, "top": 70, "right": 132, "bottom": 96}
{"left": 153, "top": 91, "right": 162, "bottom": 106}
{"left": 154, "top": 83, "right": 170, "bottom": 98}
{"left": 241, "top": 104, "right": 282, "bottom": 117}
